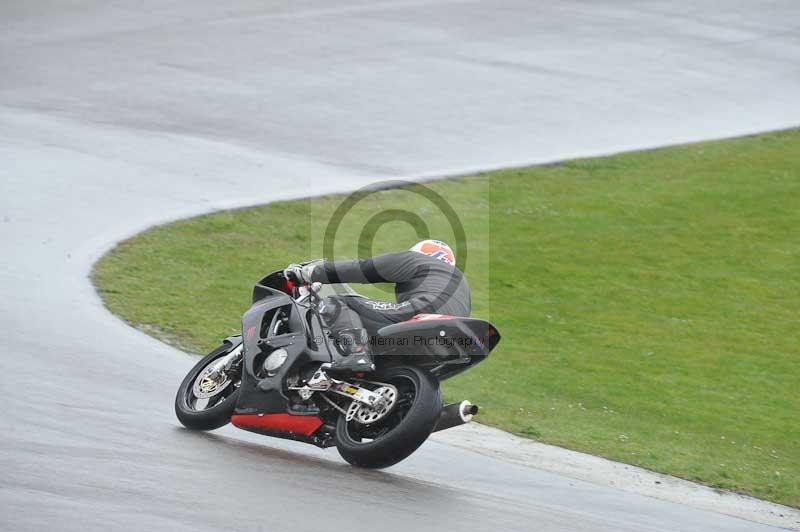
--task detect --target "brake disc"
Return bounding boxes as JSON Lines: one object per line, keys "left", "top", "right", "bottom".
{"left": 192, "top": 362, "right": 232, "bottom": 399}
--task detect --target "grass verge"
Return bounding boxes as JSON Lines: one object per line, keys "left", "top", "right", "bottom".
{"left": 93, "top": 130, "right": 800, "bottom": 506}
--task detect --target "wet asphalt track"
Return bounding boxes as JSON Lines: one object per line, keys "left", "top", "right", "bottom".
{"left": 2, "top": 1, "right": 800, "bottom": 530}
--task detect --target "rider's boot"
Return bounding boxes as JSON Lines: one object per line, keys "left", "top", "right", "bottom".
{"left": 325, "top": 328, "right": 375, "bottom": 374}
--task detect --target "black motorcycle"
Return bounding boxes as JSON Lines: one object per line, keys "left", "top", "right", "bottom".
{"left": 174, "top": 263, "right": 501, "bottom": 468}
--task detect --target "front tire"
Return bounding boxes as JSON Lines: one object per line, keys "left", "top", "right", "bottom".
{"left": 335, "top": 365, "right": 441, "bottom": 469}
{"left": 175, "top": 341, "right": 241, "bottom": 431}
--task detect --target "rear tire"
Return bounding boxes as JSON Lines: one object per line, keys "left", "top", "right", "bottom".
{"left": 335, "top": 365, "right": 441, "bottom": 469}
{"left": 175, "top": 342, "right": 241, "bottom": 431}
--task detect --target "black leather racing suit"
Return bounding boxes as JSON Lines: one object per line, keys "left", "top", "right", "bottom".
{"left": 308, "top": 251, "right": 471, "bottom": 335}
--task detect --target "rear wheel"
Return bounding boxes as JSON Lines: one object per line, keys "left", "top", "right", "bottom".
{"left": 335, "top": 365, "right": 441, "bottom": 469}
{"left": 175, "top": 341, "right": 242, "bottom": 430}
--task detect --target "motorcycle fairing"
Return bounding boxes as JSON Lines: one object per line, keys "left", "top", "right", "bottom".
{"left": 231, "top": 413, "right": 324, "bottom": 438}
{"left": 233, "top": 285, "right": 331, "bottom": 422}
{"left": 375, "top": 316, "right": 501, "bottom": 380}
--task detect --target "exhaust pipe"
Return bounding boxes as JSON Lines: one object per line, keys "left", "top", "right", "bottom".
{"left": 433, "top": 400, "right": 479, "bottom": 433}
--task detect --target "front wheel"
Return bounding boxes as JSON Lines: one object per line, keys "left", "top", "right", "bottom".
{"left": 175, "top": 341, "right": 242, "bottom": 431}
{"left": 335, "top": 365, "right": 442, "bottom": 469}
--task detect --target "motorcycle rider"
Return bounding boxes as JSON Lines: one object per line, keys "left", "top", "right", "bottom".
{"left": 284, "top": 240, "right": 470, "bottom": 374}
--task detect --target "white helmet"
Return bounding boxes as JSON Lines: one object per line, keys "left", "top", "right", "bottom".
{"left": 409, "top": 239, "right": 455, "bottom": 266}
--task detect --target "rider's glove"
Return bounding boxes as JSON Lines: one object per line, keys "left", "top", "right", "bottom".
{"left": 283, "top": 264, "right": 315, "bottom": 284}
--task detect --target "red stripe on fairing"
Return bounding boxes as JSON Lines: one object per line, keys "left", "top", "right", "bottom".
{"left": 231, "top": 414, "right": 323, "bottom": 436}
{"left": 405, "top": 314, "right": 456, "bottom": 322}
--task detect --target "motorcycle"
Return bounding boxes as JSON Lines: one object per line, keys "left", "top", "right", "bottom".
{"left": 174, "top": 262, "right": 501, "bottom": 468}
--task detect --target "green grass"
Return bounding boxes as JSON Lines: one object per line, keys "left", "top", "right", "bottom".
{"left": 93, "top": 130, "right": 800, "bottom": 507}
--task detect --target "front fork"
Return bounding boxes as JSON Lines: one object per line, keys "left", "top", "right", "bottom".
{"left": 206, "top": 344, "right": 243, "bottom": 380}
